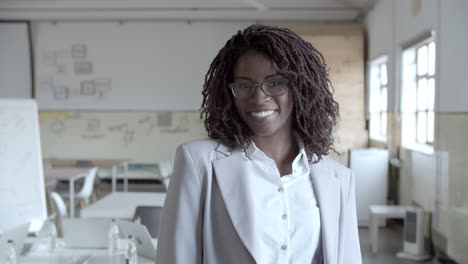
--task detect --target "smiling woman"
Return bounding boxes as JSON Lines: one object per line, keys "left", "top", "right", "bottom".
{"left": 156, "top": 24, "right": 362, "bottom": 264}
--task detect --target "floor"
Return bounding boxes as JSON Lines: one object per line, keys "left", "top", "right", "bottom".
{"left": 359, "top": 223, "right": 436, "bottom": 264}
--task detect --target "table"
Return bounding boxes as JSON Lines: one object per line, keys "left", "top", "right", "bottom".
{"left": 44, "top": 168, "right": 94, "bottom": 218}
{"left": 369, "top": 205, "right": 414, "bottom": 253}
{"left": 80, "top": 192, "right": 166, "bottom": 219}
{"left": 25, "top": 239, "right": 154, "bottom": 264}
{"left": 46, "top": 158, "right": 129, "bottom": 192}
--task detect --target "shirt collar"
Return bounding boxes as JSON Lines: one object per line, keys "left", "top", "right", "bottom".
{"left": 245, "top": 132, "right": 309, "bottom": 165}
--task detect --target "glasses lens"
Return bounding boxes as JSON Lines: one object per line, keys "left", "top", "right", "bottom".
{"left": 231, "top": 82, "right": 254, "bottom": 98}
{"left": 263, "top": 78, "right": 288, "bottom": 96}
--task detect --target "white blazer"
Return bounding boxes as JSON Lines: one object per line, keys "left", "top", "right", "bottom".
{"left": 156, "top": 139, "right": 362, "bottom": 264}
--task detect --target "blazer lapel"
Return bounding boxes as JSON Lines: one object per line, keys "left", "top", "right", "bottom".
{"left": 310, "top": 160, "right": 341, "bottom": 264}
{"left": 212, "top": 147, "right": 262, "bottom": 263}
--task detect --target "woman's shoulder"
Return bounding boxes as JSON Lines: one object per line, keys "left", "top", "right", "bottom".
{"left": 180, "top": 138, "right": 220, "bottom": 152}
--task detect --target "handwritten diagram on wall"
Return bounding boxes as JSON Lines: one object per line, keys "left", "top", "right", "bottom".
{"left": 39, "top": 111, "right": 206, "bottom": 162}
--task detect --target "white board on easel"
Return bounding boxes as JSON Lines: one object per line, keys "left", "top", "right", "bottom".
{"left": 0, "top": 99, "right": 46, "bottom": 232}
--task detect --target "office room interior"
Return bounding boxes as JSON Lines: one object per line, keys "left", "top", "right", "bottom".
{"left": 0, "top": 0, "right": 467, "bottom": 263}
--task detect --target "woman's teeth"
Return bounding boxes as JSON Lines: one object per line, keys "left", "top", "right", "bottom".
{"left": 250, "top": 110, "right": 275, "bottom": 118}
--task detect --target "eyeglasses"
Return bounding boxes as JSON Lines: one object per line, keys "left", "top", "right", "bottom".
{"left": 229, "top": 77, "right": 289, "bottom": 99}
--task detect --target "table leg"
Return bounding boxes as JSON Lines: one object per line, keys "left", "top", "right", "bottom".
{"left": 70, "top": 178, "right": 75, "bottom": 218}
{"left": 370, "top": 213, "right": 379, "bottom": 253}
{"left": 123, "top": 162, "right": 128, "bottom": 192}
{"left": 112, "top": 165, "right": 117, "bottom": 193}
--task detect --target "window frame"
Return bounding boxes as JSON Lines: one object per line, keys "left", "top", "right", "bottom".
{"left": 368, "top": 55, "right": 389, "bottom": 142}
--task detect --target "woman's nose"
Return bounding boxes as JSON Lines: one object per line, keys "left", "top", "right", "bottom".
{"left": 250, "top": 85, "right": 270, "bottom": 104}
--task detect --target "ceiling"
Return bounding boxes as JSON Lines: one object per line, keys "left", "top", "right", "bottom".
{"left": 0, "top": 0, "right": 374, "bottom": 22}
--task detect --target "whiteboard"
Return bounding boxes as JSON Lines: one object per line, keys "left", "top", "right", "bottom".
{"left": 34, "top": 21, "right": 252, "bottom": 110}
{"left": 0, "top": 99, "right": 47, "bottom": 232}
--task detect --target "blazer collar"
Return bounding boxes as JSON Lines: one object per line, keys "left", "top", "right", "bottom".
{"left": 214, "top": 145, "right": 341, "bottom": 264}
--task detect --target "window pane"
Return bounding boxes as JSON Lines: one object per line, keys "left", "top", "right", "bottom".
{"left": 427, "top": 111, "right": 434, "bottom": 143}
{"left": 381, "top": 87, "right": 388, "bottom": 111}
{"left": 417, "top": 45, "right": 428, "bottom": 76}
{"left": 380, "top": 63, "right": 388, "bottom": 86}
{"left": 402, "top": 64, "right": 417, "bottom": 113}
{"left": 381, "top": 112, "right": 387, "bottom": 137}
{"left": 370, "top": 114, "right": 380, "bottom": 139}
{"left": 428, "top": 78, "right": 435, "bottom": 111}
{"left": 369, "top": 65, "right": 380, "bottom": 113}
{"left": 428, "top": 42, "right": 436, "bottom": 75}
{"left": 418, "top": 78, "right": 428, "bottom": 110}
{"left": 403, "top": 48, "right": 416, "bottom": 66}
{"left": 417, "top": 112, "right": 427, "bottom": 143}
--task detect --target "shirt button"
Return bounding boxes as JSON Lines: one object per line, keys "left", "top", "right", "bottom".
{"left": 277, "top": 187, "right": 284, "bottom": 192}
{"left": 281, "top": 245, "right": 287, "bottom": 250}
{"left": 282, "top": 214, "right": 287, "bottom": 219}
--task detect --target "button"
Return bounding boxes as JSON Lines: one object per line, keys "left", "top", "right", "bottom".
{"left": 293, "top": 169, "right": 297, "bottom": 174}
{"left": 282, "top": 214, "right": 287, "bottom": 219}
{"left": 277, "top": 187, "right": 284, "bottom": 192}
{"left": 281, "top": 245, "right": 287, "bottom": 250}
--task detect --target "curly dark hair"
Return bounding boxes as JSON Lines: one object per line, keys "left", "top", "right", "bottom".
{"left": 200, "top": 24, "right": 339, "bottom": 162}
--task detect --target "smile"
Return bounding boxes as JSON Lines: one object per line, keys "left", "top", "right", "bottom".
{"left": 249, "top": 110, "right": 276, "bottom": 118}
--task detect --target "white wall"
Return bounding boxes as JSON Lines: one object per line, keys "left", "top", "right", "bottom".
{"left": 32, "top": 21, "right": 252, "bottom": 110}
{"left": 0, "top": 22, "right": 32, "bottom": 98}
{"left": 438, "top": 0, "right": 468, "bottom": 112}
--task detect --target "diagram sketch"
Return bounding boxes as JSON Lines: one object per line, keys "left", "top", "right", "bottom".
{"left": 49, "top": 119, "right": 65, "bottom": 135}
{"left": 74, "top": 61, "right": 93, "bottom": 75}
{"left": 72, "top": 44, "right": 87, "bottom": 59}
{"left": 52, "top": 86, "right": 69, "bottom": 100}
{"left": 108, "top": 123, "right": 128, "bottom": 132}
{"left": 123, "top": 129, "right": 135, "bottom": 147}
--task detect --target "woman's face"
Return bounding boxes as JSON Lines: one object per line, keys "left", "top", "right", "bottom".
{"left": 233, "top": 50, "right": 294, "bottom": 139}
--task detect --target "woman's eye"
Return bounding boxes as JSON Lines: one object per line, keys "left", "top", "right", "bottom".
{"left": 238, "top": 83, "right": 253, "bottom": 89}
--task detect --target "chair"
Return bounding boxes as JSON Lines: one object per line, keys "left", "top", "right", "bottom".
{"left": 133, "top": 206, "right": 163, "bottom": 238}
{"left": 159, "top": 159, "right": 174, "bottom": 191}
{"left": 61, "top": 167, "right": 98, "bottom": 208}
{"left": 48, "top": 191, "right": 67, "bottom": 237}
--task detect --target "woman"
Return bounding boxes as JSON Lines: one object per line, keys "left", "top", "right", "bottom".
{"left": 156, "top": 24, "right": 362, "bottom": 264}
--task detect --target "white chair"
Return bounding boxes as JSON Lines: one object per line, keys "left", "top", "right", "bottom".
{"left": 159, "top": 159, "right": 173, "bottom": 191}
{"left": 48, "top": 191, "right": 67, "bottom": 237}
{"left": 50, "top": 192, "right": 68, "bottom": 218}
{"left": 61, "top": 167, "right": 98, "bottom": 208}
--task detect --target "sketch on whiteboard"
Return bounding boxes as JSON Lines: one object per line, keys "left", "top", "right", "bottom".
{"left": 72, "top": 44, "right": 87, "bottom": 59}
{"left": 80, "top": 80, "right": 95, "bottom": 96}
{"left": 53, "top": 86, "right": 69, "bottom": 100}
{"left": 81, "top": 134, "right": 104, "bottom": 140}
{"left": 160, "top": 115, "right": 189, "bottom": 134}
{"left": 123, "top": 129, "right": 135, "bottom": 147}
{"left": 94, "top": 78, "right": 112, "bottom": 99}
{"left": 49, "top": 119, "right": 65, "bottom": 135}
{"left": 108, "top": 123, "right": 128, "bottom": 132}
{"left": 86, "top": 119, "right": 101, "bottom": 132}
{"left": 138, "top": 116, "right": 151, "bottom": 125}
{"left": 74, "top": 61, "right": 93, "bottom": 75}
{"left": 57, "top": 64, "right": 67, "bottom": 74}
{"left": 158, "top": 112, "right": 172, "bottom": 127}
{"left": 55, "top": 49, "right": 71, "bottom": 60}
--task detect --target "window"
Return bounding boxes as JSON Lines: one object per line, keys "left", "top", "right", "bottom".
{"left": 401, "top": 38, "right": 436, "bottom": 153}
{"left": 368, "top": 56, "right": 388, "bottom": 141}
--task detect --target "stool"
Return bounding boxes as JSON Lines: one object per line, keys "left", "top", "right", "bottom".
{"left": 369, "top": 205, "right": 413, "bottom": 253}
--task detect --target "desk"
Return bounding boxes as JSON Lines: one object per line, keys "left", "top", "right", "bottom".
{"left": 47, "top": 159, "right": 129, "bottom": 193}
{"left": 369, "top": 205, "right": 414, "bottom": 253}
{"left": 44, "top": 168, "right": 93, "bottom": 218}
{"left": 80, "top": 192, "right": 166, "bottom": 219}
{"left": 25, "top": 243, "right": 154, "bottom": 264}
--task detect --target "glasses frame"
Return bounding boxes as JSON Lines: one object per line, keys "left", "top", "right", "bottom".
{"left": 229, "top": 77, "right": 289, "bottom": 99}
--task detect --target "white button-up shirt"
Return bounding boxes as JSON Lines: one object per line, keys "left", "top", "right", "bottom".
{"left": 245, "top": 140, "right": 323, "bottom": 263}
